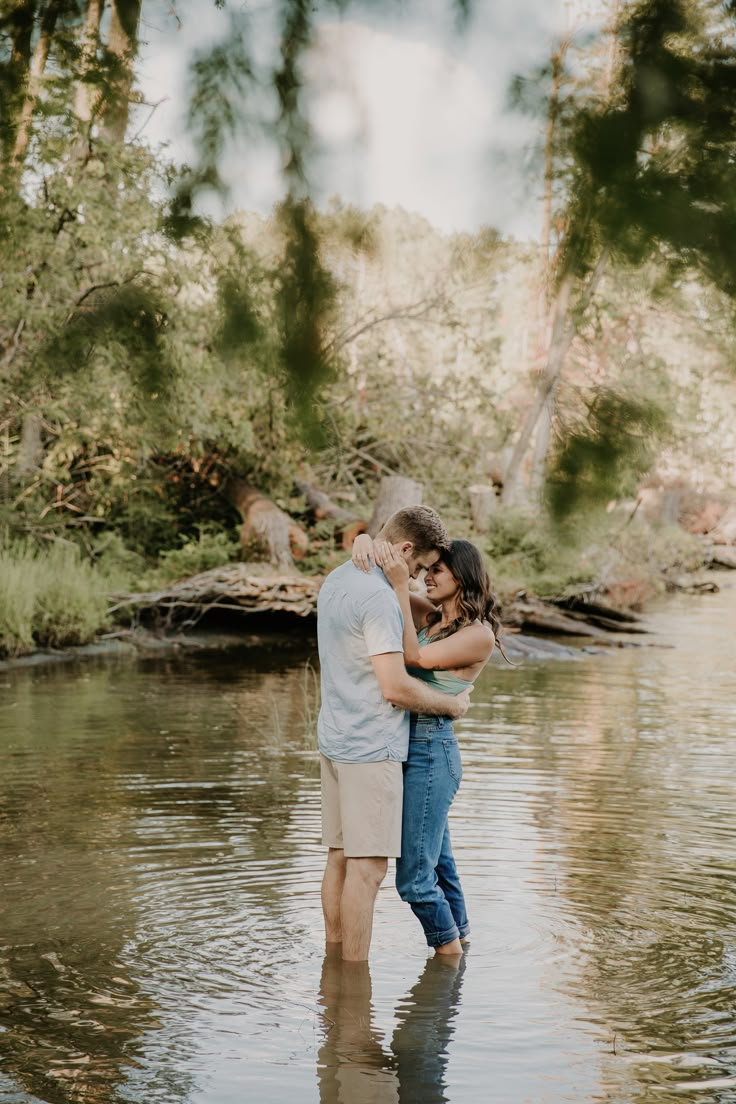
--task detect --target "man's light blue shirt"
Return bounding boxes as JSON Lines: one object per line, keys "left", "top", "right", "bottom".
{"left": 317, "top": 561, "right": 410, "bottom": 763}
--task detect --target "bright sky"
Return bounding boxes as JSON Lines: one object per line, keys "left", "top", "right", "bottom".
{"left": 135, "top": 0, "right": 575, "bottom": 238}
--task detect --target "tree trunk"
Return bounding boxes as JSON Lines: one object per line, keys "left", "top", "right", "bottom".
{"left": 504, "top": 15, "right": 618, "bottom": 508}
{"left": 72, "top": 0, "right": 105, "bottom": 156}
{"left": 502, "top": 251, "right": 608, "bottom": 506}
{"left": 468, "top": 483, "right": 496, "bottom": 534}
{"left": 367, "top": 476, "right": 423, "bottom": 537}
{"left": 16, "top": 412, "right": 43, "bottom": 478}
{"left": 226, "top": 479, "right": 308, "bottom": 569}
{"left": 294, "top": 480, "right": 368, "bottom": 548}
{"left": 502, "top": 271, "right": 574, "bottom": 505}
{"left": 99, "top": 0, "right": 141, "bottom": 145}
{"left": 529, "top": 393, "right": 553, "bottom": 497}
{"left": 12, "top": 0, "right": 58, "bottom": 167}
{"left": 2, "top": 1, "right": 35, "bottom": 165}
{"left": 541, "top": 38, "right": 570, "bottom": 270}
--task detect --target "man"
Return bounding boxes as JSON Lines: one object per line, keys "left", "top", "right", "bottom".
{"left": 317, "top": 506, "right": 471, "bottom": 961}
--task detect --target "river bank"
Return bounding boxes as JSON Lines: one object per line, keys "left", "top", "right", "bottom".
{"left": 1, "top": 577, "right": 714, "bottom": 674}
{"left": 1, "top": 518, "right": 732, "bottom": 667}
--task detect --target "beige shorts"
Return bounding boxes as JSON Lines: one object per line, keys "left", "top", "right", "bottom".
{"left": 320, "top": 753, "right": 403, "bottom": 858}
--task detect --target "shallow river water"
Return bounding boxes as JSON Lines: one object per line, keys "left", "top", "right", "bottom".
{"left": 1, "top": 580, "right": 736, "bottom": 1104}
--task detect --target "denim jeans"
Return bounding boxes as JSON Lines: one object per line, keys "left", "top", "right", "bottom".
{"left": 395, "top": 713, "right": 469, "bottom": 948}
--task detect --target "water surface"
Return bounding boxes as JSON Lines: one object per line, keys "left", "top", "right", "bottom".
{"left": 1, "top": 584, "right": 735, "bottom": 1103}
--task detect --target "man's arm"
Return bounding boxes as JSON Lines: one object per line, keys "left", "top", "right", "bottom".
{"left": 370, "top": 653, "right": 471, "bottom": 720}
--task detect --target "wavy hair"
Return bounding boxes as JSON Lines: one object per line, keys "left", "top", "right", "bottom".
{"left": 426, "top": 539, "right": 509, "bottom": 660}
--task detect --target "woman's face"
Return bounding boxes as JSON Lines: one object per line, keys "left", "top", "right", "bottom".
{"left": 424, "top": 559, "right": 460, "bottom": 603}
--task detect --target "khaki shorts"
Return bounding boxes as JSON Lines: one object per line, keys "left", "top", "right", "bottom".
{"left": 320, "top": 753, "right": 403, "bottom": 858}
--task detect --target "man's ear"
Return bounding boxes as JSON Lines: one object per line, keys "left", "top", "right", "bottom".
{"left": 399, "top": 541, "right": 413, "bottom": 555}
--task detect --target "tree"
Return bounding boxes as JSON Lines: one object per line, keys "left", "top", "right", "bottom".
{"left": 502, "top": 1, "right": 621, "bottom": 506}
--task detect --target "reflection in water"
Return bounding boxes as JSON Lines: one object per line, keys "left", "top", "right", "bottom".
{"left": 317, "top": 949, "right": 464, "bottom": 1104}
{"left": 392, "top": 955, "right": 465, "bottom": 1103}
{"left": 317, "top": 948, "right": 398, "bottom": 1104}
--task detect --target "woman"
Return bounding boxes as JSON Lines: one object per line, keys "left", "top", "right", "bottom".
{"left": 352, "top": 535, "right": 500, "bottom": 955}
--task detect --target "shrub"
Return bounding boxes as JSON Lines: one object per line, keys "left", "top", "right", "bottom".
{"left": 483, "top": 507, "right": 599, "bottom": 596}
{"left": 0, "top": 538, "right": 111, "bottom": 656}
{"left": 155, "top": 525, "right": 241, "bottom": 581}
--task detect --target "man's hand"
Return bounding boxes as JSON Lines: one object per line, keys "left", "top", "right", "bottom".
{"left": 448, "top": 687, "right": 473, "bottom": 720}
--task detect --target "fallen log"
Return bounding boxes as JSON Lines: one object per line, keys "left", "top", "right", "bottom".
{"left": 508, "top": 601, "right": 608, "bottom": 638}
{"left": 666, "top": 575, "right": 720, "bottom": 594}
{"left": 563, "top": 611, "right": 649, "bottom": 634}
{"left": 710, "top": 504, "right": 736, "bottom": 545}
{"left": 294, "top": 480, "right": 368, "bottom": 548}
{"left": 226, "top": 478, "right": 308, "bottom": 568}
{"left": 550, "top": 597, "right": 648, "bottom": 632}
{"left": 109, "top": 566, "right": 656, "bottom": 647}
{"left": 709, "top": 546, "right": 736, "bottom": 569}
{"left": 551, "top": 596, "right": 642, "bottom": 624}
{"left": 109, "top": 564, "right": 321, "bottom": 625}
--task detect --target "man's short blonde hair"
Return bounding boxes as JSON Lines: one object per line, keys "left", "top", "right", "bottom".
{"left": 377, "top": 506, "right": 450, "bottom": 556}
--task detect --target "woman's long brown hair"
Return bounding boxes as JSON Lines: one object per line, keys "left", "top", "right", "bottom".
{"left": 426, "top": 539, "right": 511, "bottom": 662}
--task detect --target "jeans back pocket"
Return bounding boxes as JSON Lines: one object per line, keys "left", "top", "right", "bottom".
{"left": 442, "top": 738, "right": 463, "bottom": 784}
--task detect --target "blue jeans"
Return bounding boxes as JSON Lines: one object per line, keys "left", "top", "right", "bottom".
{"left": 395, "top": 714, "right": 469, "bottom": 948}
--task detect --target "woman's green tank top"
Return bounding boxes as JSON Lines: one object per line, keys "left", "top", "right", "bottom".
{"left": 407, "top": 626, "right": 474, "bottom": 696}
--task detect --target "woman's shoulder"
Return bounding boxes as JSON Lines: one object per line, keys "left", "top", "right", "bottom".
{"left": 460, "top": 619, "right": 495, "bottom": 652}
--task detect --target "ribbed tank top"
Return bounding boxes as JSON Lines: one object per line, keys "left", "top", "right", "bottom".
{"left": 406, "top": 626, "right": 474, "bottom": 696}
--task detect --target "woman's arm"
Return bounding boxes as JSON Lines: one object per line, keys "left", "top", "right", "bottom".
{"left": 377, "top": 544, "right": 424, "bottom": 665}
{"left": 411, "top": 622, "right": 495, "bottom": 671}
{"left": 351, "top": 532, "right": 376, "bottom": 572}
{"left": 353, "top": 535, "right": 436, "bottom": 629}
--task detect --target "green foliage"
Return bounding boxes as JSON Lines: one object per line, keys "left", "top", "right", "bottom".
{"left": 277, "top": 198, "right": 340, "bottom": 444}
{"left": 484, "top": 507, "right": 601, "bottom": 597}
{"left": 0, "top": 0, "right": 734, "bottom": 658}
{"left": 51, "top": 283, "right": 175, "bottom": 405}
{"left": 611, "top": 518, "right": 706, "bottom": 580}
{"left": 155, "top": 525, "right": 241, "bottom": 582}
{"left": 0, "top": 537, "right": 111, "bottom": 657}
{"left": 568, "top": 0, "right": 736, "bottom": 300}
{"left": 547, "top": 390, "right": 670, "bottom": 520}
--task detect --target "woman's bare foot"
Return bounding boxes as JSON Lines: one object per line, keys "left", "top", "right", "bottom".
{"left": 435, "top": 937, "right": 463, "bottom": 956}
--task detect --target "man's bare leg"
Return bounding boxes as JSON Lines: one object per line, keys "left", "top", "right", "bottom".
{"left": 340, "top": 857, "right": 388, "bottom": 961}
{"left": 321, "top": 848, "right": 347, "bottom": 943}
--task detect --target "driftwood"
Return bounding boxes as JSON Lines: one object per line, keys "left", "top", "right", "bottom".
{"left": 368, "top": 476, "right": 423, "bottom": 537}
{"left": 709, "top": 546, "right": 736, "bottom": 569}
{"left": 551, "top": 596, "right": 648, "bottom": 633}
{"left": 294, "top": 480, "right": 368, "bottom": 548}
{"left": 226, "top": 478, "right": 308, "bottom": 568}
{"left": 108, "top": 564, "right": 653, "bottom": 648}
{"left": 502, "top": 593, "right": 643, "bottom": 638}
{"left": 505, "top": 598, "right": 608, "bottom": 638}
{"left": 109, "top": 565, "right": 321, "bottom": 625}
{"left": 710, "top": 504, "right": 736, "bottom": 545}
{"left": 666, "top": 575, "right": 720, "bottom": 594}
{"left": 468, "top": 483, "right": 496, "bottom": 533}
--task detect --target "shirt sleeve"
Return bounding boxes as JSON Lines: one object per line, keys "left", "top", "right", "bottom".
{"left": 360, "top": 591, "right": 404, "bottom": 656}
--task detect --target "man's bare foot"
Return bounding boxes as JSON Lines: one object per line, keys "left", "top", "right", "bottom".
{"left": 435, "top": 938, "right": 463, "bottom": 956}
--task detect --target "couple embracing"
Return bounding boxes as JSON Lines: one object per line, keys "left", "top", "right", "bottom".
{"left": 317, "top": 506, "right": 500, "bottom": 961}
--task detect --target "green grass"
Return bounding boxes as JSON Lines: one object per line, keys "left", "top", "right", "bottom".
{"left": 0, "top": 538, "right": 112, "bottom": 657}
